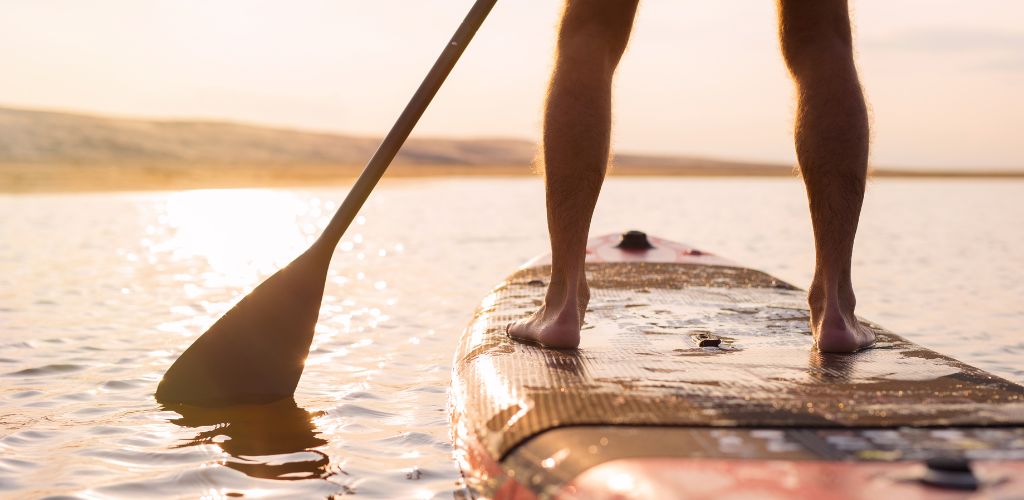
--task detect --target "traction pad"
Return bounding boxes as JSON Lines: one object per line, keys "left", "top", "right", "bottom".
{"left": 450, "top": 262, "right": 1024, "bottom": 461}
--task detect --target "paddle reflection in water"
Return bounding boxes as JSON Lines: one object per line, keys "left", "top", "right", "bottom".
{"left": 163, "top": 398, "right": 332, "bottom": 481}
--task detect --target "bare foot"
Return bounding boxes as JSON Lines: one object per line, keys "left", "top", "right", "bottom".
{"left": 808, "top": 279, "right": 875, "bottom": 353}
{"left": 507, "top": 277, "right": 589, "bottom": 349}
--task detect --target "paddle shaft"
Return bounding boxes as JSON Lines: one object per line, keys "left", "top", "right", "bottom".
{"left": 320, "top": 0, "right": 498, "bottom": 247}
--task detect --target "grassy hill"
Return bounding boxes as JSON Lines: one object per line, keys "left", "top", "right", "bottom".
{"left": 0, "top": 106, "right": 540, "bottom": 167}
{"left": 0, "top": 105, "right": 788, "bottom": 169}
{"left": 1, "top": 106, "right": 1018, "bottom": 192}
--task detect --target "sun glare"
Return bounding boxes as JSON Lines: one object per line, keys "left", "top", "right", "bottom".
{"left": 156, "top": 189, "right": 324, "bottom": 288}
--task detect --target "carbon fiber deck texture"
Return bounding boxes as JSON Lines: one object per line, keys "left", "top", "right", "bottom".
{"left": 450, "top": 262, "right": 1024, "bottom": 461}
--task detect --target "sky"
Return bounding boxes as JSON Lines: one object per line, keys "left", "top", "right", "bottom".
{"left": 2, "top": 1, "right": 1022, "bottom": 170}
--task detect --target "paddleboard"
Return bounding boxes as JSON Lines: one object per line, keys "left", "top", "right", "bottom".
{"left": 450, "top": 231, "right": 1024, "bottom": 499}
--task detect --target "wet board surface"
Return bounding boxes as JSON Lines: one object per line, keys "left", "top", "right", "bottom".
{"left": 449, "top": 233, "right": 1024, "bottom": 498}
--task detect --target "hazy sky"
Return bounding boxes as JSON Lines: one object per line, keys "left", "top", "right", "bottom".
{"left": 2, "top": 1, "right": 1022, "bottom": 169}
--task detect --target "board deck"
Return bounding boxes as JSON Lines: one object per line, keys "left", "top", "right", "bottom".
{"left": 449, "top": 232, "right": 1024, "bottom": 499}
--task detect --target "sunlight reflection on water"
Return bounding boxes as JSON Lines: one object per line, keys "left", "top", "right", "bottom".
{"left": 156, "top": 189, "right": 322, "bottom": 287}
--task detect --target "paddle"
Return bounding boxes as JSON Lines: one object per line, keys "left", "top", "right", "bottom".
{"left": 156, "top": 0, "right": 498, "bottom": 406}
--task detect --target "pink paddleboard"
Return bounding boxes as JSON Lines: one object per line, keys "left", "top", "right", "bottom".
{"left": 451, "top": 231, "right": 1024, "bottom": 499}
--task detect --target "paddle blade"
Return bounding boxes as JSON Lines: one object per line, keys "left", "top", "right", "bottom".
{"left": 156, "top": 244, "right": 331, "bottom": 406}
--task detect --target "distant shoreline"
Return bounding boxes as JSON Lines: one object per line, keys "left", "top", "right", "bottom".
{"left": 3, "top": 106, "right": 1020, "bottom": 194}
{"left": 2, "top": 163, "right": 1022, "bottom": 194}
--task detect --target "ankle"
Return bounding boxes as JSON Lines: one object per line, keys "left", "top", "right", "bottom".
{"left": 809, "top": 275, "right": 857, "bottom": 317}
{"left": 544, "top": 269, "right": 586, "bottom": 305}
{"left": 543, "top": 281, "right": 574, "bottom": 306}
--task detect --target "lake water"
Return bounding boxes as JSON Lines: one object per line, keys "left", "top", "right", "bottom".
{"left": 1, "top": 177, "right": 1022, "bottom": 498}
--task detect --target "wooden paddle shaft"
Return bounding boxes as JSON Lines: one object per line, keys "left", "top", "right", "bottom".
{"left": 321, "top": 0, "right": 498, "bottom": 247}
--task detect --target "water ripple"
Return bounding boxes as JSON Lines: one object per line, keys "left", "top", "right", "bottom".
{"left": 5, "top": 364, "right": 84, "bottom": 377}
{"left": 0, "top": 180, "right": 1021, "bottom": 498}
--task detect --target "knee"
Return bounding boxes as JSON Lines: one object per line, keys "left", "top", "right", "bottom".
{"left": 779, "top": 12, "right": 855, "bottom": 79}
{"left": 557, "top": 0, "right": 639, "bottom": 68}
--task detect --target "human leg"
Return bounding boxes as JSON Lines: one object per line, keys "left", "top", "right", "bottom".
{"left": 507, "top": 0, "right": 639, "bottom": 348}
{"left": 778, "top": 0, "right": 874, "bottom": 352}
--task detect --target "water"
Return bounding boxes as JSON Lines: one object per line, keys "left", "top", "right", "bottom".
{"left": 0, "top": 178, "right": 1021, "bottom": 498}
